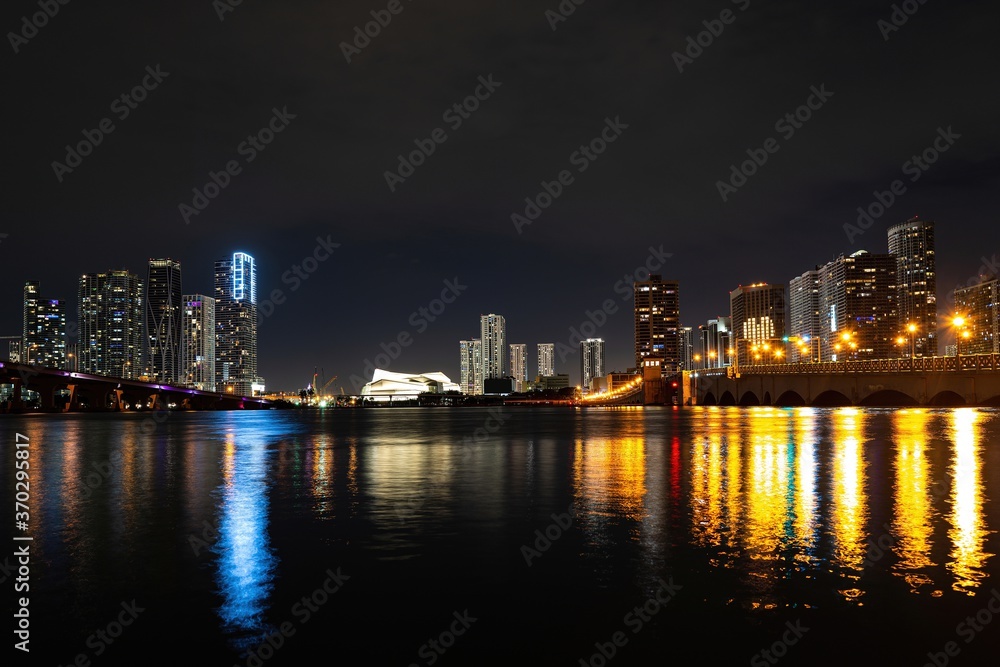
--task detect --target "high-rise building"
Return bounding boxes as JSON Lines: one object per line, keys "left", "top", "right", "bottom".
{"left": 145, "top": 259, "right": 183, "bottom": 383}
{"left": 888, "top": 217, "right": 937, "bottom": 356}
{"left": 679, "top": 326, "right": 694, "bottom": 370}
{"left": 955, "top": 279, "right": 999, "bottom": 355}
{"left": 580, "top": 338, "right": 605, "bottom": 391}
{"left": 816, "top": 251, "right": 897, "bottom": 361}
{"left": 537, "top": 343, "right": 555, "bottom": 377}
{"left": 698, "top": 317, "right": 732, "bottom": 368}
{"left": 22, "top": 281, "right": 67, "bottom": 368}
{"left": 634, "top": 275, "right": 680, "bottom": 373}
{"left": 78, "top": 270, "right": 143, "bottom": 378}
{"left": 182, "top": 294, "right": 216, "bottom": 391}
{"left": 730, "top": 283, "right": 786, "bottom": 366}
{"left": 789, "top": 269, "right": 821, "bottom": 363}
{"left": 215, "top": 252, "right": 258, "bottom": 395}
{"left": 459, "top": 339, "right": 483, "bottom": 395}
{"left": 509, "top": 343, "right": 527, "bottom": 392}
{"left": 479, "top": 314, "right": 506, "bottom": 379}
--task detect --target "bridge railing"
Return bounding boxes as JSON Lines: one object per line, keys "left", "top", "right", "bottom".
{"left": 694, "top": 353, "right": 1000, "bottom": 376}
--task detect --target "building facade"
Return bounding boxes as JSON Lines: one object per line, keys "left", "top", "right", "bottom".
{"left": 698, "top": 317, "right": 732, "bottom": 368}
{"left": 145, "top": 259, "right": 183, "bottom": 383}
{"left": 23, "top": 281, "right": 67, "bottom": 369}
{"left": 580, "top": 338, "right": 605, "bottom": 392}
{"left": 479, "top": 314, "right": 506, "bottom": 380}
{"left": 182, "top": 294, "right": 216, "bottom": 391}
{"left": 888, "top": 217, "right": 937, "bottom": 356}
{"left": 789, "top": 269, "right": 821, "bottom": 363}
{"left": 509, "top": 343, "right": 527, "bottom": 392}
{"left": 816, "top": 251, "right": 897, "bottom": 361}
{"left": 955, "top": 279, "right": 999, "bottom": 355}
{"left": 214, "top": 252, "right": 258, "bottom": 395}
{"left": 459, "top": 339, "right": 483, "bottom": 395}
{"left": 78, "top": 270, "right": 143, "bottom": 378}
{"left": 730, "top": 283, "right": 786, "bottom": 366}
{"left": 634, "top": 275, "right": 680, "bottom": 373}
{"left": 537, "top": 343, "right": 555, "bottom": 377}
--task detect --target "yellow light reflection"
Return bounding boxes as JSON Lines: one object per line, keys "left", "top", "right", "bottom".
{"left": 892, "top": 409, "right": 936, "bottom": 592}
{"left": 792, "top": 408, "right": 818, "bottom": 560}
{"left": 831, "top": 408, "right": 868, "bottom": 601}
{"left": 947, "top": 409, "right": 993, "bottom": 594}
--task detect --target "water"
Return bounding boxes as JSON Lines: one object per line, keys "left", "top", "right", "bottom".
{"left": 3, "top": 406, "right": 1000, "bottom": 666}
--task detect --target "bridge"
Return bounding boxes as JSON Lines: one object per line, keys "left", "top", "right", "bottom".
{"left": 684, "top": 354, "right": 1000, "bottom": 407}
{"left": 0, "top": 360, "right": 271, "bottom": 413}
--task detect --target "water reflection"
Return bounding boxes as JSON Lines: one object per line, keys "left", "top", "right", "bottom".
{"left": 214, "top": 431, "right": 277, "bottom": 647}
{"left": 892, "top": 409, "right": 937, "bottom": 592}
{"left": 947, "top": 409, "right": 993, "bottom": 594}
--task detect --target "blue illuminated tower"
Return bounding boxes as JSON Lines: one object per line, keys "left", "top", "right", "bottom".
{"left": 214, "top": 252, "right": 257, "bottom": 395}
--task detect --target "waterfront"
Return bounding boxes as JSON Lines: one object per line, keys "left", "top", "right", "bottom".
{"left": 4, "top": 406, "right": 1000, "bottom": 665}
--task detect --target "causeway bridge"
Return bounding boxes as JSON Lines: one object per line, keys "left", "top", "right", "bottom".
{"left": 0, "top": 360, "right": 271, "bottom": 412}
{"left": 684, "top": 354, "right": 1000, "bottom": 407}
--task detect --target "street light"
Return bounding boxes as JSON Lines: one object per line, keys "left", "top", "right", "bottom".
{"left": 906, "top": 322, "right": 917, "bottom": 358}
{"left": 122, "top": 360, "right": 130, "bottom": 378}
{"left": 952, "top": 316, "right": 968, "bottom": 360}
{"left": 26, "top": 344, "right": 38, "bottom": 364}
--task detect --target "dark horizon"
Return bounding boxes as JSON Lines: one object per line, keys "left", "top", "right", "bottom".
{"left": 5, "top": 0, "right": 999, "bottom": 390}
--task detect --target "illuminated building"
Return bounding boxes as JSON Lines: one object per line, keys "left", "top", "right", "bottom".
{"left": 955, "top": 279, "right": 999, "bottom": 355}
{"left": 78, "top": 270, "right": 143, "bottom": 378}
{"left": 22, "top": 280, "right": 66, "bottom": 368}
{"left": 509, "top": 343, "right": 527, "bottom": 392}
{"left": 145, "top": 258, "right": 183, "bottom": 383}
{"left": 816, "top": 251, "right": 897, "bottom": 361}
{"left": 182, "top": 294, "right": 215, "bottom": 391}
{"left": 361, "top": 369, "right": 460, "bottom": 401}
{"left": 480, "top": 313, "right": 507, "bottom": 379}
{"left": 580, "top": 338, "right": 605, "bottom": 392}
{"left": 215, "top": 252, "right": 257, "bottom": 396}
{"left": 730, "top": 282, "right": 786, "bottom": 366}
{"left": 537, "top": 343, "right": 555, "bottom": 377}
{"left": 698, "top": 317, "right": 732, "bottom": 368}
{"left": 459, "top": 339, "right": 483, "bottom": 395}
{"left": 789, "top": 269, "right": 821, "bottom": 363}
{"left": 888, "top": 217, "right": 937, "bottom": 356}
{"left": 634, "top": 275, "right": 680, "bottom": 373}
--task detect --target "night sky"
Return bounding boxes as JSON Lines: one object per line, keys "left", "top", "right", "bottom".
{"left": 5, "top": 0, "right": 999, "bottom": 391}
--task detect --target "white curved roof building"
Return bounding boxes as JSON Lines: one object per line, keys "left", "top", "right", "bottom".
{"left": 360, "top": 369, "right": 459, "bottom": 400}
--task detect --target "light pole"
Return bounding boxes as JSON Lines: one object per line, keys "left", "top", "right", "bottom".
{"left": 907, "top": 323, "right": 917, "bottom": 359}
{"left": 953, "top": 316, "right": 970, "bottom": 360}
{"left": 122, "top": 360, "right": 130, "bottom": 379}
{"left": 26, "top": 344, "right": 38, "bottom": 365}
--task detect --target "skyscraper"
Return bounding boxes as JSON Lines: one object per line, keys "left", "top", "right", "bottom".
{"left": 580, "top": 338, "right": 605, "bottom": 391}
{"left": 459, "top": 339, "right": 483, "bottom": 395}
{"left": 537, "top": 343, "right": 555, "bottom": 377}
{"left": 679, "top": 326, "right": 694, "bottom": 370}
{"left": 634, "top": 275, "right": 680, "bottom": 373}
{"left": 145, "top": 259, "right": 183, "bottom": 383}
{"left": 789, "top": 268, "right": 821, "bottom": 363}
{"left": 78, "top": 270, "right": 143, "bottom": 378}
{"left": 730, "top": 282, "right": 786, "bottom": 366}
{"left": 698, "top": 317, "right": 732, "bottom": 368}
{"left": 816, "top": 250, "right": 897, "bottom": 361}
{"left": 509, "top": 343, "right": 527, "bottom": 392}
{"left": 215, "top": 252, "right": 258, "bottom": 395}
{"left": 955, "top": 279, "right": 999, "bottom": 355}
{"left": 888, "top": 217, "right": 937, "bottom": 356}
{"left": 479, "top": 314, "right": 506, "bottom": 379}
{"left": 182, "top": 294, "right": 216, "bottom": 391}
{"left": 22, "top": 281, "right": 66, "bottom": 368}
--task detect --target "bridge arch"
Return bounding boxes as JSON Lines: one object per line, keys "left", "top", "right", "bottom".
{"left": 860, "top": 390, "right": 919, "bottom": 407}
{"left": 982, "top": 394, "right": 1000, "bottom": 407}
{"left": 703, "top": 391, "right": 717, "bottom": 406}
{"left": 812, "top": 390, "right": 852, "bottom": 407}
{"left": 928, "top": 390, "right": 966, "bottom": 407}
{"left": 775, "top": 390, "right": 806, "bottom": 406}
{"left": 763, "top": 391, "right": 772, "bottom": 406}
{"left": 719, "top": 390, "right": 736, "bottom": 406}
{"left": 739, "top": 391, "right": 760, "bottom": 406}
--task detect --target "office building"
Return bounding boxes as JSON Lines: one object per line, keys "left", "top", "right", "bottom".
{"left": 22, "top": 281, "right": 67, "bottom": 369}
{"left": 480, "top": 313, "right": 506, "bottom": 379}
{"left": 215, "top": 252, "right": 258, "bottom": 395}
{"left": 730, "top": 282, "right": 786, "bottom": 366}
{"left": 789, "top": 269, "right": 821, "bottom": 363}
{"left": 698, "top": 317, "right": 732, "bottom": 368}
{"left": 679, "top": 326, "right": 694, "bottom": 370}
{"left": 509, "top": 343, "right": 527, "bottom": 392}
{"left": 78, "top": 270, "right": 143, "bottom": 378}
{"left": 888, "top": 217, "right": 937, "bottom": 356}
{"left": 816, "top": 251, "right": 897, "bottom": 361}
{"left": 182, "top": 294, "right": 216, "bottom": 391}
{"left": 634, "top": 275, "right": 680, "bottom": 373}
{"left": 955, "top": 279, "right": 999, "bottom": 355}
{"left": 537, "top": 343, "right": 555, "bottom": 377}
{"left": 459, "top": 339, "right": 483, "bottom": 395}
{"left": 145, "top": 259, "right": 183, "bottom": 383}
{"left": 580, "top": 338, "right": 605, "bottom": 391}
